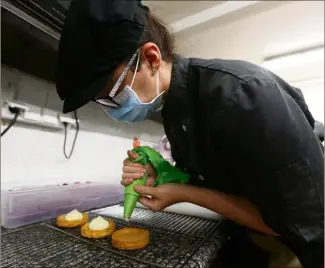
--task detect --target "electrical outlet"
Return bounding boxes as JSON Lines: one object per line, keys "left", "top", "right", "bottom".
{"left": 5, "top": 101, "right": 29, "bottom": 113}
{"left": 21, "top": 105, "right": 41, "bottom": 122}
{"left": 1, "top": 101, "right": 63, "bottom": 130}
{"left": 42, "top": 109, "right": 60, "bottom": 126}
{"left": 23, "top": 111, "right": 41, "bottom": 122}
{"left": 58, "top": 114, "right": 79, "bottom": 127}
{"left": 59, "top": 116, "right": 75, "bottom": 125}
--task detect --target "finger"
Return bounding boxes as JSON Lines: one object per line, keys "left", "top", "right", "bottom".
{"left": 134, "top": 185, "right": 156, "bottom": 196}
{"left": 139, "top": 197, "right": 162, "bottom": 212}
{"left": 127, "top": 150, "right": 139, "bottom": 160}
{"left": 122, "top": 172, "right": 145, "bottom": 180}
{"left": 120, "top": 178, "right": 134, "bottom": 186}
{"left": 145, "top": 177, "right": 155, "bottom": 187}
{"left": 138, "top": 196, "right": 155, "bottom": 209}
{"left": 144, "top": 163, "right": 156, "bottom": 177}
{"left": 122, "top": 166, "right": 146, "bottom": 174}
{"left": 123, "top": 158, "right": 143, "bottom": 167}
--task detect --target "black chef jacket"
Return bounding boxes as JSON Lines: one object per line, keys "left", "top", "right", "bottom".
{"left": 162, "top": 55, "right": 324, "bottom": 268}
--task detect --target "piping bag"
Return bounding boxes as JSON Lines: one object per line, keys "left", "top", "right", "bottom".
{"left": 123, "top": 140, "right": 189, "bottom": 221}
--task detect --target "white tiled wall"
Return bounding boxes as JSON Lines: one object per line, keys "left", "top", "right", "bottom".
{"left": 1, "top": 65, "right": 164, "bottom": 189}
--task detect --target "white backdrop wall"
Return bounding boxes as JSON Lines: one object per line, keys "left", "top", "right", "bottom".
{"left": 1, "top": 65, "right": 164, "bottom": 189}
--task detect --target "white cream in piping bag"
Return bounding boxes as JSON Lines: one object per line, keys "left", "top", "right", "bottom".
{"left": 89, "top": 216, "right": 109, "bottom": 231}
{"left": 64, "top": 209, "right": 83, "bottom": 221}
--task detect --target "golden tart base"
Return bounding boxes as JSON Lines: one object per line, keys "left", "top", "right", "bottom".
{"left": 112, "top": 227, "right": 149, "bottom": 250}
{"left": 56, "top": 213, "right": 88, "bottom": 228}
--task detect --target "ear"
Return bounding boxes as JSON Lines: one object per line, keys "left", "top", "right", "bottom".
{"left": 140, "top": 42, "right": 162, "bottom": 71}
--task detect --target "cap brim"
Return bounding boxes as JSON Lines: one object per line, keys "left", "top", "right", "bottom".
{"left": 62, "top": 74, "right": 110, "bottom": 114}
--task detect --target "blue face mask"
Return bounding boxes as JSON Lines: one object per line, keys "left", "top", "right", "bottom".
{"left": 104, "top": 83, "right": 163, "bottom": 123}
{"left": 102, "top": 52, "right": 163, "bottom": 123}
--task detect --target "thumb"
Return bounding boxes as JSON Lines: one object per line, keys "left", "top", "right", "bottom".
{"left": 127, "top": 150, "right": 139, "bottom": 160}
{"left": 134, "top": 185, "right": 156, "bottom": 196}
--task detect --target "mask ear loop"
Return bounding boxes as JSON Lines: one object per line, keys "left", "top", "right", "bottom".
{"left": 130, "top": 51, "right": 140, "bottom": 88}
{"left": 156, "top": 71, "right": 160, "bottom": 96}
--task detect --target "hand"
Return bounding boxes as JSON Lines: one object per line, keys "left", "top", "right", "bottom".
{"left": 121, "top": 150, "right": 157, "bottom": 187}
{"left": 134, "top": 183, "right": 186, "bottom": 212}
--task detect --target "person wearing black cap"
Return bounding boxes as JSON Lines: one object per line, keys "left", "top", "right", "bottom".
{"left": 56, "top": 1, "right": 324, "bottom": 267}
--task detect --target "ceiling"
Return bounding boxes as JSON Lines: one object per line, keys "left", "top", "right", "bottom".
{"left": 144, "top": 1, "right": 224, "bottom": 24}
{"left": 56, "top": 1, "right": 264, "bottom": 35}
{"left": 57, "top": 1, "right": 224, "bottom": 25}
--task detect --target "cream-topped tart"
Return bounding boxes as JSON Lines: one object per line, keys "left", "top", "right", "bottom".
{"left": 56, "top": 209, "right": 88, "bottom": 228}
{"left": 81, "top": 216, "right": 116, "bottom": 239}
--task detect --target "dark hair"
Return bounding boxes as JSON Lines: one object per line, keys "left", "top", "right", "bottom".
{"left": 139, "top": 8, "right": 175, "bottom": 61}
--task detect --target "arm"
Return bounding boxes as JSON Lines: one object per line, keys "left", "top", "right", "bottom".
{"left": 180, "top": 184, "right": 278, "bottom": 236}
{"left": 135, "top": 182, "right": 278, "bottom": 236}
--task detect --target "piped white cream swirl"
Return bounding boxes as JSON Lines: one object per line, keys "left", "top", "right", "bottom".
{"left": 64, "top": 209, "right": 83, "bottom": 221}
{"left": 89, "top": 216, "right": 109, "bottom": 231}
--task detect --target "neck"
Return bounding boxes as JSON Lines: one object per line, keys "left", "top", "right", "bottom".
{"left": 160, "top": 60, "right": 173, "bottom": 94}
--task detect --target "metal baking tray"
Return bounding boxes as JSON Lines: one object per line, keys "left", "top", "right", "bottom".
{"left": 1, "top": 205, "right": 228, "bottom": 268}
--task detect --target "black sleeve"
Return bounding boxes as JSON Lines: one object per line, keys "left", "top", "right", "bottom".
{"left": 208, "top": 75, "right": 324, "bottom": 253}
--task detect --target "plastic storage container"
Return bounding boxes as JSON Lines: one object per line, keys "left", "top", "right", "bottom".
{"left": 1, "top": 181, "right": 124, "bottom": 228}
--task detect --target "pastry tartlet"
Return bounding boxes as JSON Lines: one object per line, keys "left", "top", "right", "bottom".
{"left": 81, "top": 216, "right": 116, "bottom": 239}
{"left": 112, "top": 227, "right": 149, "bottom": 250}
{"left": 56, "top": 209, "right": 88, "bottom": 228}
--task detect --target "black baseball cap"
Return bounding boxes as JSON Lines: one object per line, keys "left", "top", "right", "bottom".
{"left": 56, "top": 0, "right": 148, "bottom": 113}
